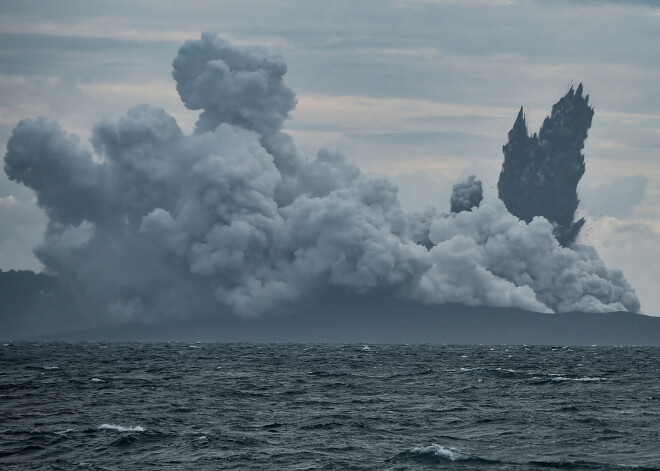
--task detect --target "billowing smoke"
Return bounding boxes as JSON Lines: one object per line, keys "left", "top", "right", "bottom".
{"left": 450, "top": 175, "right": 483, "bottom": 213}
{"left": 3, "top": 34, "right": 640, "bottom": 321}
{"left": 498, "top": 85, "right": 593, "bottom": 246}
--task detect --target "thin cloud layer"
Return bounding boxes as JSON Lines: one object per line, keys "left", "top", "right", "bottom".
{"left": 580, "top": 175, "right": 648, "bottom": 219}
{"left": 3, "top": 34, "right": 640, "bottom": 321}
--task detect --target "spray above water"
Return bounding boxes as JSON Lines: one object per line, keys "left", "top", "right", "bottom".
{"left": 3, "top": 34, "right": 640, "bottom": 321}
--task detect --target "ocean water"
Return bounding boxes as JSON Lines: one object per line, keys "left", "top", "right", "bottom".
{"left": 1, "top": 343, "right": 659, "bottom": 470}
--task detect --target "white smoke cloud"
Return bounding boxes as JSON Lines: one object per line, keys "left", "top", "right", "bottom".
{"left": 426, "top": 199, "right": 639, "bottom": 313}
{"left": 3, "top": 33, "right": 640, "bottom": 321}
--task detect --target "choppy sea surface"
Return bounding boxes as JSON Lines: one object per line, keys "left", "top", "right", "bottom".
{"left": 1, "top": 343, "right": 659, "bottom": 470}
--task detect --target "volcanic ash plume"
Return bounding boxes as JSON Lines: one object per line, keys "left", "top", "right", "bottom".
{"left": 498, "top": 85, "right": 593, "bottom": 246}
{"left": 450, "top": 175, "right": 483, "bottom": 213}
{"left": 3, "top": 34, "right": 640, "bottom": 321}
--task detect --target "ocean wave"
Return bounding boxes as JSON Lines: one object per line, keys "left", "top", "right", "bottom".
{"left": 551, "top": 376, "right": 604, "bottom": 382}
{"left": 495, "top": 367, "right": 520, "bottom": 374}
{"left": 409, "top": 444, "right": 471, "bottom": 461}
{"left": 459, "top": 366, "right": 526, "bottom": 377}
{"left": 98, "top": 424, "right": 145, "bottom": 433}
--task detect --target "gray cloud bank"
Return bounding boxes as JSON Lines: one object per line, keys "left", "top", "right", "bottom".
{"left": 3, "top": 33, "right": 640, "bottom": 322}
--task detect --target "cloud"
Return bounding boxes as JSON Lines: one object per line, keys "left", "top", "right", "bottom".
{"left": 388, "top": 171, "right": 453, "bottom": 213}
{"left": 579, "top": 175, "right": 647, "bottom": 218}
{"left": 3, "top": 33, "right": 640, "bottom": 322}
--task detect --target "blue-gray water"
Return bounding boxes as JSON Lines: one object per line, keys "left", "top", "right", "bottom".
{"left": 1, "top": 343, "right": 659, "bottom": 470}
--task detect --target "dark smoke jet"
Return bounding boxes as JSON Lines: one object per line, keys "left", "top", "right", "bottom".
{"left": 498, "top": 84, "right": 594, "bottom": 246}
{"left": 450, "top": 175, "right": 483, "bottom": 213}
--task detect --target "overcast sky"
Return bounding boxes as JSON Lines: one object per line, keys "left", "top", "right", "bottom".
{"left": 0, "top": 0, "right": 658, "bottom": 315}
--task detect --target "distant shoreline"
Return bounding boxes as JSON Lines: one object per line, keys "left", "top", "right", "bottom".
{"left": 13, "top": 296, "right": 660, "bottom": 346}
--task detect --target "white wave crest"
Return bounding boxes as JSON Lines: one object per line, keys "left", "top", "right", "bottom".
{"left": 98, "top": 424, "right": 145, "bottom": 432}
{"left": 410, "top": 444, "right": 470, "bottom": 461}
{"left": 551, "top": 376, "right": 603, "bottom": 382}
{"left": 495, "top": 368, "right": 519, "bottom": 373}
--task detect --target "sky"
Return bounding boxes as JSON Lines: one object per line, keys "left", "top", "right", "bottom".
{"left": 0, "top": 0, "right": 658, "bottom": 316}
